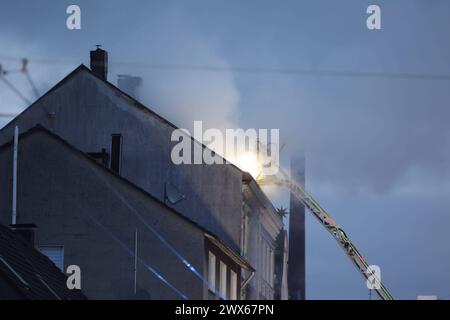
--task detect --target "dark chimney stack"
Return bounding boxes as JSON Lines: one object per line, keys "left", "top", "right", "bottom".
{"left": 90, "top": 45, "right": 108, "bottom": 80}
{"left": 288, "top": 154, "right": 306, "bottom": 300}
{"left": 10, "top": 224, "right": 37, "bottom": 247}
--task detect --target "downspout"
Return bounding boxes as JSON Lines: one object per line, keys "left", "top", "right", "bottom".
{"left": 134, "top": 228, "right": 138, "bottom": 295}
{"left": 11, "top": 126, "right": 18, "bottom": 225}
{"left": 240, "top": 204, "right": 245, "bottom": 255}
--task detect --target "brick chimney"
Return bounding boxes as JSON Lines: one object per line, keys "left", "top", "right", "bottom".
{"left": 90, "top": 45, "right": 108, "bottom": 80}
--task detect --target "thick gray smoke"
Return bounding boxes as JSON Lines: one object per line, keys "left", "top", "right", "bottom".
{"left": 109, "top": 7, "right": 240, "bottom": 133}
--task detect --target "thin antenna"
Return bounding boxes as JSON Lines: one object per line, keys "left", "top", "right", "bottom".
{"left": 21, "top": 58, "right": 40, "bottom": 99}
{"left": 134, "top": 228, "right": 138, "bottom": 295}
{"left": 12, "top": 126, "right": 19, "bottom": 225}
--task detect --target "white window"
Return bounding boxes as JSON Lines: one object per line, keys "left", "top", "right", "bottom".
{"left": 230, "top": 269, "right": 238, "bottom": 300}
{"left": 208, "top": 252, "right": 216, "bottom": 292}
{"left": 219, "top": 261, "right": 227, "bottom": 299}
{"left": 39, "top": 246, "right": 64, "bottom": 271}
{"left": 260, "top": 239, "right": 275, "bottom": 287}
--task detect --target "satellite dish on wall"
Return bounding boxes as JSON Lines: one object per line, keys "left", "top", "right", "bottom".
{"left": 164, "top": 182, "right": 186, "bottom": 205}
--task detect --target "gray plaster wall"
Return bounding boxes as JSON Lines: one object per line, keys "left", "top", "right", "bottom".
{"left": 0, "top": 67, "right": 243, "bottom": 251}
{"left": 0, "top": 130, "right": 206, "bottom": 299}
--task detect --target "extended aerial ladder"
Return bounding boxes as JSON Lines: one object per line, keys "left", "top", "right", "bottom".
{"left": 257, "top": 163, "right": 394, "bottom": 300}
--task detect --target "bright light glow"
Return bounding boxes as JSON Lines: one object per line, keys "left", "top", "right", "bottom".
{"left": 235, "top": 152, "right": 263, "bottom": 179}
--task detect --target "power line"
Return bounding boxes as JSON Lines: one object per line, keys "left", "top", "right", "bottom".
{"left": 2, "top": 55, "right": 450, "bottom": 81}
{"left": 0, "top": 112, "right": 18, "bottom": 117}
{"left": 21, "top": 58, "right": 40, "bottom": 98}
{"left": 115, "top": 62, "right": 450, "bottom": 81}
{"left": 0, "top": 73, "right": 31, "bottom": 105}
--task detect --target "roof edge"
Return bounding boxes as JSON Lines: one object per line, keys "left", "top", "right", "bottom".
{"left": 0, "top": 124, "right": 245, "bottom": 259}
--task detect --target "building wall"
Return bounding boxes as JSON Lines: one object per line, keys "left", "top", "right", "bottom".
{"left": 0, "top": 131, "right": 206, "bottom": 299}
{"left": 0, "top": 68, "right": 243, "bottom": 252}
{"left": 241, "top": 180, "right": 284, "bottom": 300}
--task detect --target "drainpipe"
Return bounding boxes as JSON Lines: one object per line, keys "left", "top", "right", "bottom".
{"left": 11, "top": 126, "right": 18, "bottom": 225}
{"left": 240, "top": 207, "right": 245, "bottom": 255}
{"left": 134, "top": 228, "right": 138, "bottom": 295}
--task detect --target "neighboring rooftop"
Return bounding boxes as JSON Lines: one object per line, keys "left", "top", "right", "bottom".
{"left": 0, "top": 223, "right": 87, "bottom": 300}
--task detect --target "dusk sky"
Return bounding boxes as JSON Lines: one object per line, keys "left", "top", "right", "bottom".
{"left": 1, "top": 0, "right": 450, "bottom": 299}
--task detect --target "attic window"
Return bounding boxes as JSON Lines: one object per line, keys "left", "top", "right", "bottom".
{"left": 39, "top": 246, "right": 64, "bottom": 271}
{"left": 110, "top": 134, "right": 123, "bottom": 174}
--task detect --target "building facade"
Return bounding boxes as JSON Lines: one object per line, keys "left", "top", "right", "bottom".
{"left": 0, "top": 64, "right": 243, "bottom": 253}
{"left": 241, "top": 173, "right": 288, "bottom": 300}
{"left": 0, "top": 127, "right": 252, "bottom": 299}
{"left": 0, "top": 49, "right": 288, "bottom": 299}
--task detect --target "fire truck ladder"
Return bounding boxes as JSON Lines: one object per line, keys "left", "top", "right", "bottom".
{"left": 258, "top": 167, "right": 394, "bottom": 300}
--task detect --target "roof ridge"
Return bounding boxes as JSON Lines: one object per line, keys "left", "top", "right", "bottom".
{"left": 0, "top": 64, "right": 244, "bottom": 174}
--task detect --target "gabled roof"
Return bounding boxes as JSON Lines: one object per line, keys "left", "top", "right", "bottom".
{"left": 0, "top": 125, "right": 253, "bottom": 272}
{"left": 0, "top": 64, "right": 243, "bottom": 173}
{"left": 0, "top": 224, "right": 87, "bottom": 300}
{"left": 1, "top": 65, "right": 177, "bottom": 133}
{"left": 1, "top": 61, "right": 275, "bottom": 233}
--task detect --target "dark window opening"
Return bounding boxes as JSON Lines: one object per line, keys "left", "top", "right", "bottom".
{"left": 110, "top": 134, "right": 123, "bottom": 174}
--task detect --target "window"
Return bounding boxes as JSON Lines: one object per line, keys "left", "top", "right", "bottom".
{"left": 39, "top": 246, "right": 64, "bottom": 271}
{"left": 230, "top": 269, "right": 238, "bottom": 300}
{"left": 110, "top": 134, "right": 123, "bottom": 174}
{"left": 208, "top": 252, "right": 216, "bottom": 292}
{"left": 219, "top": 261, "right": 227, "bottom": 299}
{"left": 261, "top": 239, "right": 274, "bottom": 287}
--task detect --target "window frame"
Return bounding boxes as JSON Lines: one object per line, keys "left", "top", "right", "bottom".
{"left": 38, "top": 245, "right": 65, "bottom": 271}
{"left": 208, "top": 251, "right": 216, "bottom": 293}
{"left": 230, "top": 269, "right": 238, "bottom": 300}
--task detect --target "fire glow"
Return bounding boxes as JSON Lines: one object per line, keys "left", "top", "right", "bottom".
{"left": 170, "top": 121, "right": 280, "bottom": 178}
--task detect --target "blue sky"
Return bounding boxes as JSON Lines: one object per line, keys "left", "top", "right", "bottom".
{"left": 1, "top": 0, "right": 450, "bottom": 299}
